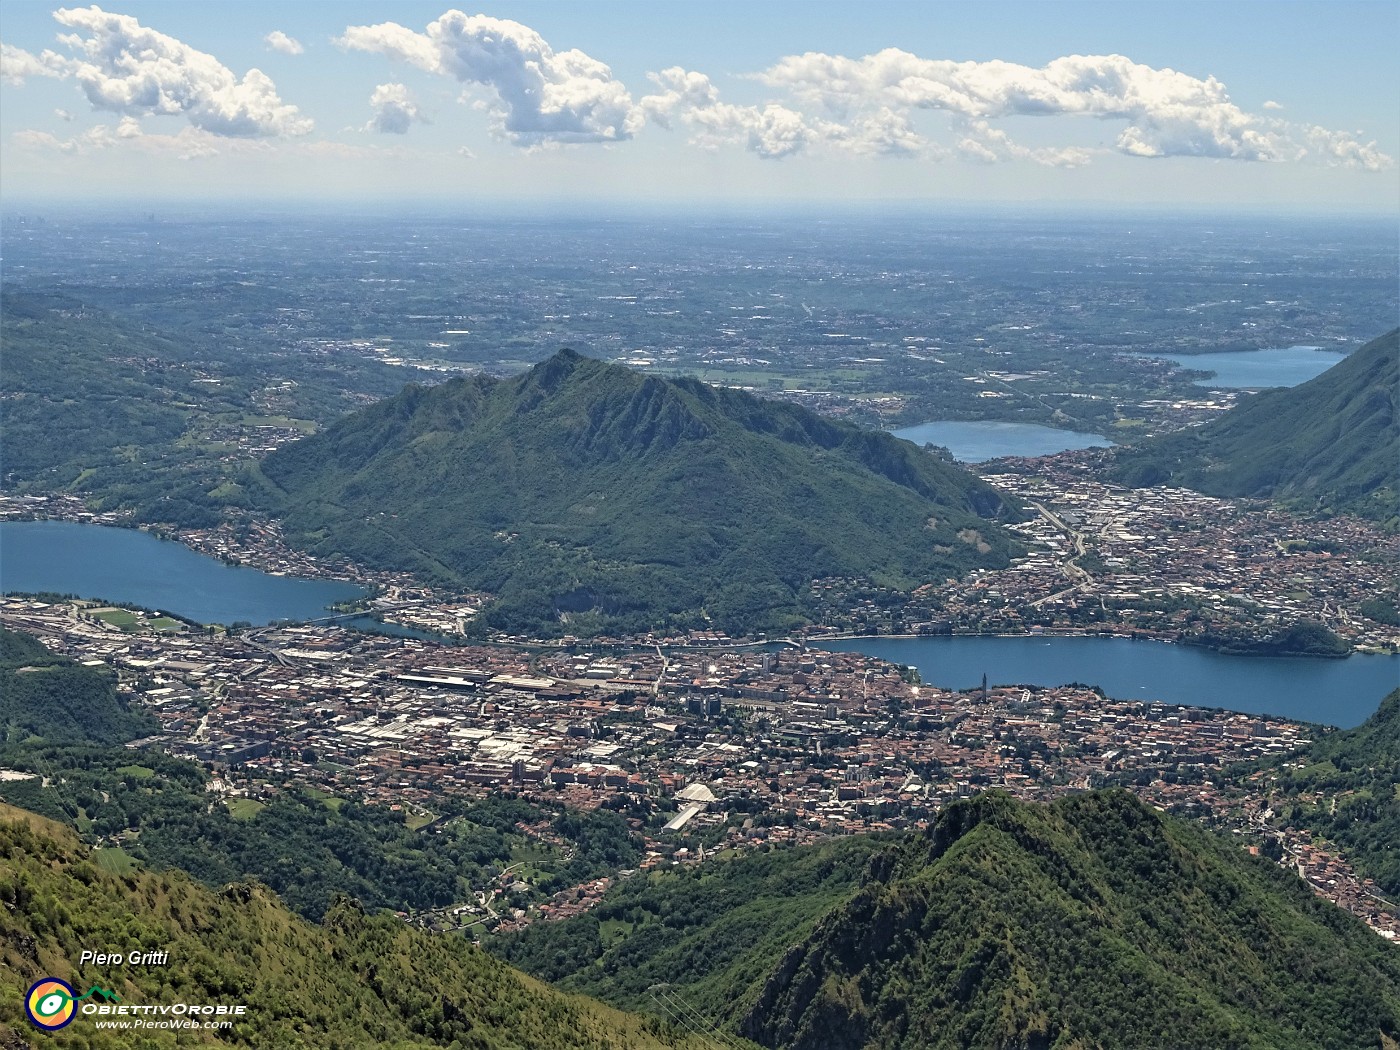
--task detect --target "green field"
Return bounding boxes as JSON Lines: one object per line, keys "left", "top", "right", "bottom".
{"left": 117, "top": 764, "right": 155, "bottom": 780}
{"left": 226, "top": 797, "right": 267, "bottom": 822}
{"left": 597, "top": 918, "right": 633, "bottom": 945}
{"left": 507, "top": 842, "right": 558, "bottom": 885}
{"left": 303, "top": 785, "right": 344, "bottom": 811}
{"left": 92, "top": 847, "right": 138, "bottom": 874}
{"left": 91, "top": 608, "right": 140, "bottom": 631}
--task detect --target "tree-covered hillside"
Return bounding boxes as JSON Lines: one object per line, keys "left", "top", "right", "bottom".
{"left": 503, "top": 791, "right": 1400, "bottom": 1050}
{"left": 255, "top": 349, "right": 1024, "bottom": 636}
{"left": 0, "top": 628, "right": 155, "bottom": 746}
{"left": 1251, "top": 688, "right": 1400, "bottom": 897}
{"left": 1, "top": 744, "right": 639, "bottom": 925}
{"left": 495, "top": 835, "right": 892, "bottom": 1024}
{"left": 1114, "top": 329, "right": 1399, "bottom": 526}
{"left": 0, "top": 803, "right": 705, "bottom": 1049}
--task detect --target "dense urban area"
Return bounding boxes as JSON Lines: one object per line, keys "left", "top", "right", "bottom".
{"left": 4, "top": 452, "right": 1396, "bottom": 942}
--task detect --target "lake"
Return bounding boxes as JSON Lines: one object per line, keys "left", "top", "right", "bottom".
{"left": 0, "top": 520, "right": 365, "bottom": 626}
{"left": 815, "top": 635, "right": 1398, "bottom": 728}
{"left": 891, "top": 420, "right": 1114, "bottom": 463}
{"left": 1134, "top": 345, "right": 1347, "bottom": 389}
{"left": 5, "top": 521, "right": 1393, "bottom": 727}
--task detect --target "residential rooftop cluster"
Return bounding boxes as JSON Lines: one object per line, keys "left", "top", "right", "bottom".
{"left": 4, "top": 594, "right": 1391, "bottom": 938}
{"left": 808, "top": 452, "right": 1400, "bottom": 653}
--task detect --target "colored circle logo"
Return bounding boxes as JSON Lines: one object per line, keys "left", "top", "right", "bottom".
{"left": 26, "top": 978, "right": 76, "bottom": 1031}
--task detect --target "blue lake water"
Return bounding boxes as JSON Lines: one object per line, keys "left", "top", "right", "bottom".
{"left": 0, "top": 520, "right": 365, "bottom": 626}
{"left": 1135, "top": 346, "right": 1347, "bottom": 389}
{"left": 5, "top": 521, "right": 1394, "bottom": 726}
{"left": 815, "top": 635, "right": 1398, "bottom": 728}
{"left": 891, "top": 420, "right": 1115, "bottom": 463}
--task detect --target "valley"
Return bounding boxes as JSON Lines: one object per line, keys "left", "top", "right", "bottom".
{"left": 2, "top": 207, "right": 1396, "bottom": 1049}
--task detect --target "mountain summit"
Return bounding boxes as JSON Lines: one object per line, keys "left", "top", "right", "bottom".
{"left": 739, "top": 791, "right": 1400, "bottom": 1050}
{"left": 499, "top": 790, "right": 1400, "bottom": 1050}
{"left": 256, "top": 351, "right": 1022, "bottom": 635}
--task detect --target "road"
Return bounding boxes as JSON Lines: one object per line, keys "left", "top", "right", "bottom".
{"left": 1027, "top": 499, "right": 1094, "bottom": 609}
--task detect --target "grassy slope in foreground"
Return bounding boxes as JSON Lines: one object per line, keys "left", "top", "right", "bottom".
{"left": 0, "top": 803, "right": 704, "bottom": 1050}
{"left": 255, "top": 349, "right": 1022, "bottom": 637}
{"left": 1114, "top": 328, "right": 1399, "bottom": 526}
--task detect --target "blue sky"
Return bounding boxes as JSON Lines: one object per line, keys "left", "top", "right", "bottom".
{"left": 1, "top": 1, "right": 1396, "bottom": 210}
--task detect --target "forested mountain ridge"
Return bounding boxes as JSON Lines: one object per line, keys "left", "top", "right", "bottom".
{"left": 742, "top": 791, "right": 1400, "bottom": 1050}
{"left": 255, "top": 349, "right": 1024, "bottom": 636}
{"left": 1114, "top": 329, "right": 1399, "bottom": 525}
{"left": 502, "top": 791, "right": 1400, "bottom": 1050}
{"left": 494, "top": 834, "right": 893, "bottom": 1024}
{"left": 0, "top": 802, "right": 706, "bottom": 1050}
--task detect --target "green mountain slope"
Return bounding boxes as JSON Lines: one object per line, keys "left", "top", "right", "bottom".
{"left": 495, "top": 835, "right": 891, "bottom": 1023}
{"left": 0, "top": 803, "right": 703, "bottom": 1050}
{"left": 1114, "top": 329, "right": 1399, "bottom": 525}
{"left": 0, "top": 290, "right": 418, "bottom": 525}
{"left": 1, "top": 742, "right": 641, "bottom": 925}
{"left": 1253, "top": 688, "right": 1400, "bottom": 897}
{"left": 1, "top": 294, "right": 200, "bottom": 483}
{"left": 254, "top": 350, "right": 1023, "bottom": 636}
{"left": 505, "top": 792, "right": 1400, "bottom": 1050}
{"left": 0, "top": 629, "right": 156, "bottom": 747}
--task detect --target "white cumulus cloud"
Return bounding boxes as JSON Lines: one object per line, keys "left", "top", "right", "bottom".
{"left": 637, "top": 67, "right": 720, "bottom": 129}
{"left": 264, "top": 30, "right": 304, "bottom": 56}
{"left": 955, "top": 119, "right": 1092, "bottom": 168}
{"left": 756, "top": 48, "right": 1389, "bottom": 169}
{"left": 338, "top": 11, "right": 634, "bottom": 145}
{"left": 365, "top": 83, "right": 427, "bottom": 134}
{"left": 637, "top": 67, "right": 834, "bottom": 159}
{"left": 836, "top": 107, "right": 927, "bottom": 157}
{"left": 1298, "top": 124, "right": 1391, "bottom": 172}
{"left": 34, "top": 6, "right": 311, "bottom": 137}
{"left": 1, "top": 43, "right": 61, "bottom": 85}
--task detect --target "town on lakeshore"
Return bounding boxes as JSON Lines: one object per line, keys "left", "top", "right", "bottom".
{"left": 2, "top": 445, "right": 1396, "bottom": 943}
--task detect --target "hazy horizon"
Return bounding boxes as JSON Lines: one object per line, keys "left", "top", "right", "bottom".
{"left": 2, "top": 2, "right": 1396, "bottom": 214}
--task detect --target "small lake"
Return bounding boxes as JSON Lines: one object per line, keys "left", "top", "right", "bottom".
{"left": 0, "top": 520, "right": 365, "bottom": 626}
{"left": 815, "top": 635, "right": 1398, "bottom": 728}
{"left": 1135, "top": 346, "right": 1347, "bottom": 389}
{"left": 891, "top": 420, "right": 1115, "bottom": 463}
